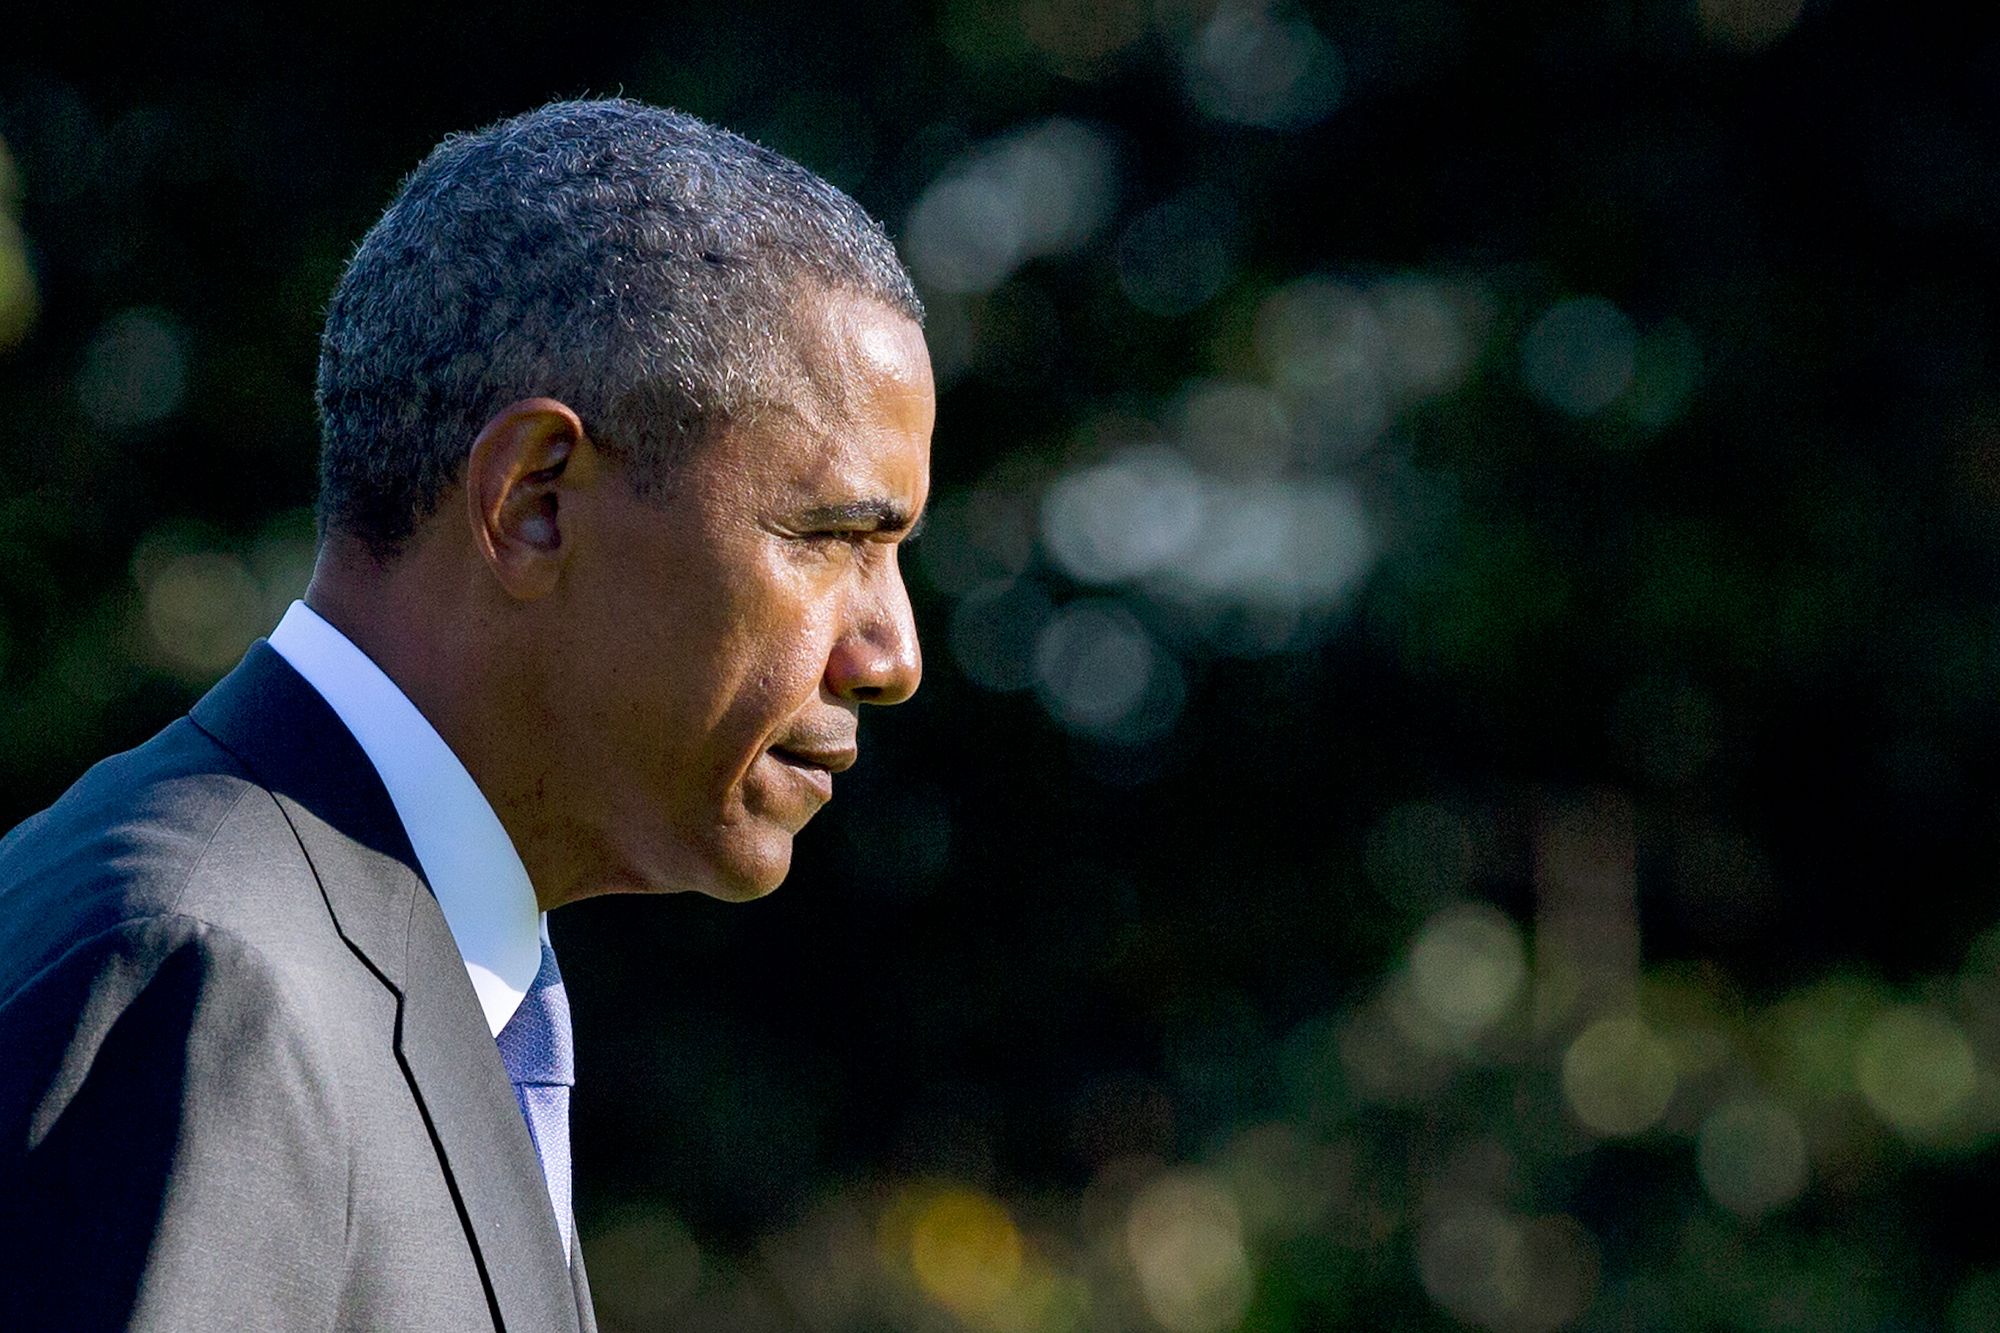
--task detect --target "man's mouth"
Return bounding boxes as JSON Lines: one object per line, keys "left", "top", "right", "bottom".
{"left": 765, "top": 744, "right": 855, "bottom": 803}
{"left": 767, "top": 743, "right": 857, "bottom": 774}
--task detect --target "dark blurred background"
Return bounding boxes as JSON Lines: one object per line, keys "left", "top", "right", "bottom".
{"left": 9, "top": 2, "right": 2000, "bottom": 1329}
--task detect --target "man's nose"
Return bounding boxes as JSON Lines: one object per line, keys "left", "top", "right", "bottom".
{"left": 825, "top": 568, "right": 922, "bottom": 705}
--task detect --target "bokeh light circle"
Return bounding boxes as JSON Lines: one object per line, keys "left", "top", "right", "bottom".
{"left": 1033, "top": 600, "right": 1184, "bottom": 741}
{"left": 1697, "top": 1098, "right": 1808, "bottom": 1217}
{"left": 1562, "top": 1016, "right": 1678, "bottom": 1136}
{"left": 1855, "top": 1006, "right": 1978, "bottom": 1142}
{"left": 1125, "top": 1171, "right": 1252, "bottom": 1333}
{"left": 1520, "top": 296, "right": 1637, "bottom": 418}
{"left": 907, "top": 1188, "right": 1025, "bottom": 1318}
{"left": 1408, "top": 903, "right": 1527, "bottom": 1037}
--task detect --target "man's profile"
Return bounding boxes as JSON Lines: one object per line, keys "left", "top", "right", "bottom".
{"left": 0, "top": 98, "right": 932, "bottom": 1331}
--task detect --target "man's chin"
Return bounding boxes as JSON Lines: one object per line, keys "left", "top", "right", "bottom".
{"left": 693, "top": 868, "right": 786, "bottom": 903}
{"left": 604, "top": 822, "right": 795, "bottom": 902}
{"left": 683, "top": 834, "right": 793, "bottom": 902}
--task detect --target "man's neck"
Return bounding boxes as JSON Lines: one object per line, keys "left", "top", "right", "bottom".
{"left": 303, "top": 538, "right": 585, "bottom": 912}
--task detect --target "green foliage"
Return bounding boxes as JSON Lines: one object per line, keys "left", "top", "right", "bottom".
{"left": 8, "top": 1, "right": 2000, "bottom": 1327}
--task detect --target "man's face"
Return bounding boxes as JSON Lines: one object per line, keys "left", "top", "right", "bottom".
{"left": 551, "top": 290, "right": 934, "bottom": 900}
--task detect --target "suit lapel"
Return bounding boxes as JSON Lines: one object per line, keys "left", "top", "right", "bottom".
{"left": 191, "top": 643, "right": 579, "bottom": 1333}
{"left": 400, "top": 882, "right": 580, "bottom": 1332}
{"left": 572, "top": 1226, "right": 597, "bottom": 1333}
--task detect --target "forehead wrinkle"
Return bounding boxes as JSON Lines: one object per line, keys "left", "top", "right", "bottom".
{"left": 725, "top": 321, "right": 842, "bottom": 447}
{"left": 733, "top": 392, "right": 827, "bottom": 439}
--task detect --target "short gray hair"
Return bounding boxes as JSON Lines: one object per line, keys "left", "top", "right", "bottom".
{"left": 315, "top": 97, "right": 923, "bottom": 559}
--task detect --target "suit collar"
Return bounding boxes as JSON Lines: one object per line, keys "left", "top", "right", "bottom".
{"left": 189, "top": 643, "right": 581, "bottom": 1333}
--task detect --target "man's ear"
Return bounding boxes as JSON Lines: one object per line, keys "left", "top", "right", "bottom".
{"left": 464, "top": 397, "right": 604, "bottom": 600}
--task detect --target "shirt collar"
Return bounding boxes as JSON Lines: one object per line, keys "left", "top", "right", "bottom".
{"left": 267, "top": 599, "right": 542, "bottom": 1036}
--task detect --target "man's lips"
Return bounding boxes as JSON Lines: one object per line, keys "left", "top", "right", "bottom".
{"left": 765, "top": 743, "right": 856, "bottom": 803}
{"left": 768, "top": 744, "right": 857, "bottom": 773}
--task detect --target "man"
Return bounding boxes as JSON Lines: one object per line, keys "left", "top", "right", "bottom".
{"left": 0, "top": 98, "right": 932, "bottom": 1330}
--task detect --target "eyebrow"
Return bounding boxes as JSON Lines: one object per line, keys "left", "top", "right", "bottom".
{"left": 795, "top": 499, "right": 927, "bottom": 541}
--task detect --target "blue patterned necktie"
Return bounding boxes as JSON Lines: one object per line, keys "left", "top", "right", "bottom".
{"left": 495, "top": 940, "right": 575, "bottom": 1262}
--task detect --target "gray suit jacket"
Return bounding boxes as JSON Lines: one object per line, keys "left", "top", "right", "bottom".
{"left": 0, "top": 643, "right": 597, "bottom": 1331}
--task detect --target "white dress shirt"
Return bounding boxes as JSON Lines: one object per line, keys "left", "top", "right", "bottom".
{"left": 268, "top": 600, "right": 542, "bottom": 1037}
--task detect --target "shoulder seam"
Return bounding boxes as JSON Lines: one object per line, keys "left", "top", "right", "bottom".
{"left": 2, "top": 906, "right": 273, "bottom": 1017}
{"left": 0, "top": 775, "right": 262, "bottom": 1013}
{"left": 163, "top": 784, "right": 261, "bottom": 919}
{"left": 0, "top": 912, "right": 201, "bottom": 1014}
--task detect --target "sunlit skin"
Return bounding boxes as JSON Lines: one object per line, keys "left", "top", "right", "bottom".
{"left": 305, "top": 289, "right": 934, "bottom": 909}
